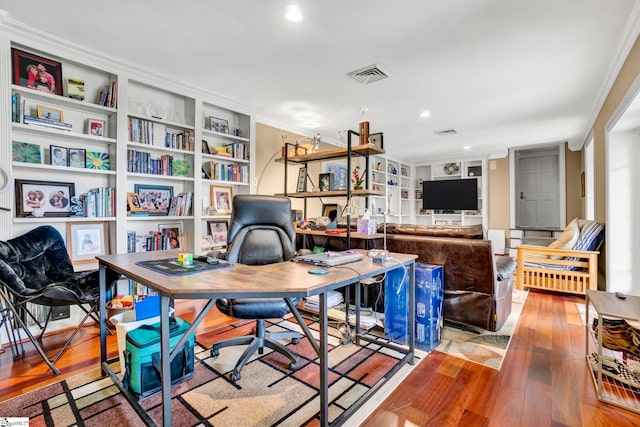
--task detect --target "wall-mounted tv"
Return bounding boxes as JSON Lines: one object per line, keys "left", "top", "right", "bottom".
{"left": 422, "top": 179, "right": 478, "bottom": 210}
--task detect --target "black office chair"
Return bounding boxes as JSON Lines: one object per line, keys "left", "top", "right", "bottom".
{"left": 0, "top": 225, "right": 118, "bottom": 374}
{"left": 211, "top": 195, "right": 302, "bottom": 382}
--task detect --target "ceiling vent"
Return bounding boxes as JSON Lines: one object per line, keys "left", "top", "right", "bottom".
{"left": 348, "top": 64, "right": 390, "bottom": 84}
{"left": 434, "top": 128, "right": 458, "bottom": 136}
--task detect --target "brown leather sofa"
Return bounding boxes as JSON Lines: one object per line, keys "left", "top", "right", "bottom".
{"left": 382, "top": 224, "right": 516, "bottom": 332}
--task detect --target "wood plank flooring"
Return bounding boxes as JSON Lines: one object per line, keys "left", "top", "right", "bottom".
{"left": 1, "top": 292, "right": 640, "bottom": 426}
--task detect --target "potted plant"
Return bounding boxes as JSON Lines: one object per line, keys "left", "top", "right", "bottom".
{"left": 352, "top": 166, "right": 365, "bottom": 190}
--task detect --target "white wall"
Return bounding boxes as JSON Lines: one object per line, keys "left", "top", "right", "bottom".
{"left": 607, "top": 127, "right": 640, "bottom": 295}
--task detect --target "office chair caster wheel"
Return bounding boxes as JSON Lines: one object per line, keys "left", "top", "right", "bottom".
{"left": 289, "top": 361, "right": 298, "bottom": 371}
{"left": 211, "top": 348, "right": 220, "bottom": 357}
{"left": 291, "top": 337, "right": 301, "bottom": 345}
{"left": 229, "top": 370, "right": 241, "bottom": 382}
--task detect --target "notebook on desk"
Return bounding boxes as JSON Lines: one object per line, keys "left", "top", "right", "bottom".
{"left": 293, "top": 250, "right": 364, "bottom": 267}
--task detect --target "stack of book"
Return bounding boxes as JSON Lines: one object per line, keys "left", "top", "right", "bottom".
{"left": 23, "top": 115, "right": 72, "bottom": 131}
{"left": 97, "top": 81, "right": 118, "bottom": 108}
{"left": 167, "top": 192, "right": 193, "bottom": 216}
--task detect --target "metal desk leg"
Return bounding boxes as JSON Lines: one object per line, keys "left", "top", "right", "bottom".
{"left": 160, "top": 294, "right": 172, "bottom": 426}
{"left": 99, "top": 264, "right": 107, "bottom": 371}
{"left": 319, "top": 291, "right": 329, "bottom": 426}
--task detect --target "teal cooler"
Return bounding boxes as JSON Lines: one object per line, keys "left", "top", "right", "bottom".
{"left": 124, "top": 317, "right": 195, "bottom": 399}
{"left": 384, "top": 263, "right": 444, "bottom": 351}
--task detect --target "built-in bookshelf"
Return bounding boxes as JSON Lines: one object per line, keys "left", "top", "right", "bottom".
{"left": 369, "top": 154, "right": 413, "bottom": 224}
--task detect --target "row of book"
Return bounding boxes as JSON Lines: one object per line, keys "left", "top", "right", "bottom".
{"left": 203, "top": 161, "right": 249, "bottom": 183}
{"left": 126, "top": 230, "right": 178, "bottom": 252}
{"left": 168, "top": 192, "right": 193, "bottom": 216}
{"left": 128, "top": 117, "right": 195, "bottom": 151}
{"left": 11, "top": 93, "right": 73, "bottom": 131}
{"left": 221, "top": 141, "right": 249, "bottom": 160}
{"left": 127, "top": 149, "right": 188, "bottom": 176}
{"left": 97, "top": 81, "right": 118, "bottom": 108}
{"left": 79, "top": 187, "right": 115, "bottom": 217}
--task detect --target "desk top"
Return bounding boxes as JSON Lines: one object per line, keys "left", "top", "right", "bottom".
{"left": 587, "top": 290, "right": 640, "bottom": 320}
{"left": 97, "top": 249, "right": 416, "bottom": 299}
{"left": 296, "top": 229, "right": 384, "bottom": 240}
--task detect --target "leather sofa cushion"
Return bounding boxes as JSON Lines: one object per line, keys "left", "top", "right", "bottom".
{"left": 495, "top": 255, "right": 517, "bottom": 281}
{"left": 381, "top": 223, "right": 483, "bottom": 239}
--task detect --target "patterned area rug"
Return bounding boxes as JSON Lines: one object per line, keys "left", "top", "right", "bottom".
{"left": 0, "top": 317, "right": 425, "bottom": 426}
{"left": 435, "top": 288, "right": 528, "bottom": 370}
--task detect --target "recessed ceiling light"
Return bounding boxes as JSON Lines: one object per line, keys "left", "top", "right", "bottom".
{"left": 419, "top": 110, "right": 431, "bottom": 118}
{"left": 285, "top": 6, "right": 303, "bottom": 22}
{"left": 463, "top": 145, "right": 471, "bottom": 150}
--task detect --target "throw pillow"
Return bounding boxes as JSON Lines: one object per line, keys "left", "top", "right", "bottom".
{"left": 549, "top": 218, "right": 579, "bottom": 250}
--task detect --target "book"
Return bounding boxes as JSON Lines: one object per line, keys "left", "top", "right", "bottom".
{"left": 65, "top": 77, "right": 85, "bottom": 101}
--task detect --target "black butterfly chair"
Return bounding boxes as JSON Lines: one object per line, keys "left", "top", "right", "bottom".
{"left": 0, "top": 225, "right": 118, "bottom": 374}
{"left": 211, "top": 195, "right": 302, "bottom": 382}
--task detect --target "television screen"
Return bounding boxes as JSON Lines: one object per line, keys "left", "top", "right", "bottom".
{"left": 422, "top": 179, "right": 478, "bottom": 210}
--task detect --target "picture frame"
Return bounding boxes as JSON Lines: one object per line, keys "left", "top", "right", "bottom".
{"left": 86, "top": 151, "right": 110, "bottom": 170}
{"left": 209, "top": 116, "right": 229, "bottom": 134}
{"left": 210, "top": 185, "right": 233, "bottom": 215}
{"left": 368, "top": 132, "right": 384, "bottom": 149}
{"left": 12, "top": 141, "right": 41, "bottom": 164}
{"left": 324, "top": 162, "right": 347, "bottom": 190}
{"left": 467, "top": 166, "right": 482, "bottom": 177}
{"left": 68, "top": 148, "right": 86, "bottom": 169}
{"left": 296, "top": 167, "right": 308, "bottom": 192}
{"left": 202, "top": 140, "right": 211, "bottom": 154}
{"left": 322, "top": 203, "right": 339, "bottom": 218}
{"left": 134, "top": 184, "right": 173, "bottom": 215}
{"left": 202, "top": 167, "right": 211, "bottom": 180}
{"left": 11, "top": 48, "right": 63, "bottom": 96}
{"left": 87, "top": 119, "right": 105, "bottom": 137}
{"left": 207, "top": 220, "right": 228, "bottom": 247}
{"left": 158, "top": 223, "right": 183, "bottom": 249}
{"left": 15, "top": 179, "right": 75, "bottom": 217}
{"left": 36, "top": 104, "right": 64, "bottom": 122}
{"left": 318, "top": 173, "right": 333, "bottom": 192}
{"left": 66, "top": 221, "right": 108, "bottom": 267}
{"left": 127, "top": 192, "right": 146, "bottom": 213}
{"left": 49, "top": 145, "right": 68, "bottom": 166}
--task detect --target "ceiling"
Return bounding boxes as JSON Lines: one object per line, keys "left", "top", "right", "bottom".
{"left": 1, "top": 0, "right": 639, "bottom": 163}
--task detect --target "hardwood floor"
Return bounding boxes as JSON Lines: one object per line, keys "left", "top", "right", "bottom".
{"left": 1, "top": 292, "right": 640, "bottom": 426}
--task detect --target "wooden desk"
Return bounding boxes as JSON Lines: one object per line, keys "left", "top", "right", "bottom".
{"left": 98, "top": 249, "right": 417, "bottom": 426}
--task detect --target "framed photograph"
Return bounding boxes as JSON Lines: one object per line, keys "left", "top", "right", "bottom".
{"left": 158, "top": 223, "right": 183, "bottom": 249}
{"left": 86, "top": 151, "right": 110, "bottom": 170}
{"left": 207, "top": 220, "right": 228, "bottom": 247}
{"left": 66, "top": 221, "right": 109, "bottom": 267}
{"left": 87, "top": 119, "right": 105, "bottom": 137}
{"left": 134, "top": 184, "right": 173, "bottom": 215}
{"left": 202, "top": 167, "right": 211, "bottom": 180}
{"left": 49, "top": 145, "right": 68, "bottom": 166}
{"left": 322, "top": 203, "right": 339, "bottom": 218}
{"left": 202, "top": 140, "right": 211, "bottom": 154}
{"left": 368, "top": 132, "right": 384, "bottom": 148}
{"left": 324, "top": 163, "right": 347, "bottom": 190}
{"left": 318, "top": 173, "right": 333, "bottom": 192}
{"left": 15, "top": 179, "right": 75, "bottom": 217}
{"left": 209, "top": 116, "right": 229, "bottom": 134}
{"left": 12, "top": 141, "right": 41, "bottom": 164}
{"left": 11, "top": 48, "right": 63, "bottom": 96}
{"left": 467, "top": 166, "right": 482, "bottom": 177}
{"left": 210, "top": 185, "right": 233, "bottom": 215}
{"left": 127, "top": 192, "right": 146, "bottom": 213}
{"left": 68, "top": 148, "right": 86, "bottom": 169}
{"left": 36, "top": 104, "right": 64, "bottom": 122}
{"left": 296, "top": 167, "right": 308, "bottom": 192}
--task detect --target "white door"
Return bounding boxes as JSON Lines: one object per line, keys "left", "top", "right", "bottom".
{"left": 515, "top": 148, "right": 560, "bottom": 229}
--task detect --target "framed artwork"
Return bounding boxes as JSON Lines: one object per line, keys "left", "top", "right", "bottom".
{"left": 36, "top": 104, "right": 64, "bottom": 122}
{"left": 49, "top": 145, "right": 68, "bottom": 166}
{"left": 69, "top": 148, "right": 86, "bottom": 168}
{"left": 11, "top": 48, "right": 63, "bottom": 96}
{"left": 322, "top": 203, "right": 339, "bottom": 218}
{"left": 158, "top": 223, "right": 183, "bottom": 249}
{"left": 324, "top": 162, "right": 347, "bottom": 190}
{"left": 202, "top": 167, "right": 211, "bottom": 180}
{"left": 86, "top": 151, "right": 110, "bottom": 170}
{"left": 15, "top": 179, "right": 75, "bottom": 217}
{"left": 87, "top": 119, "right": 105, "bottom": 137}
{"left": 296, "top": 167, "right": 308, "bottom": 192}
{"left": 127, "top": 192, "right": 146, "bottom": 213}
{"left": 207, "top": 220, "right": 228, "bottom": 247}
{"left": 318, "top": 173, "right": 333, "bottom": 191}
{"left": 134, "top": 184, "right": 173, "bottom": 215}
{"left": 202, "top": 140, "right": 211, "bottom": 154}
{"left": 66, "top": 221, "right": 108, "bottom": 267}
{"left": 467, "top": 166, "right": 482, "bottom": 177}
{"left": 210, "top": 185, "right": 233, "bottom": 214}
{"left": 209, "top": 116, "right": 229, "bottom": 134}
{"left": 12, "top": 141, "right": 41, "bottom": 164}
{"left": 368, "top": 132, "right": 384, "bottom": 148}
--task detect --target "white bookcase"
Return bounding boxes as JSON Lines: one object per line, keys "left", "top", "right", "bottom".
{"left": 369, "top": 154, "right": 413, "bottom": 224}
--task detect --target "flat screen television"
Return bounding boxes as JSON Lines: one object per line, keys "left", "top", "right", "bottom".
{"left": 422, "top": 179, "right": 478, "bottom": 210}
